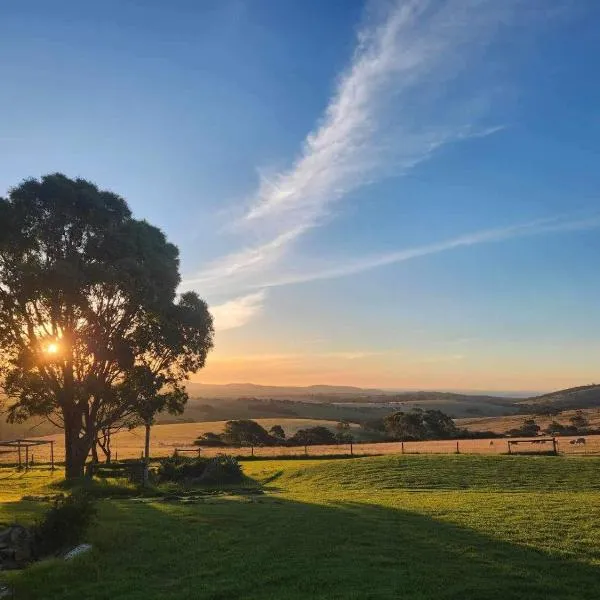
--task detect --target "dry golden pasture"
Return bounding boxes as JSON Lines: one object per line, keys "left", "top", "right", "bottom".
{"left": 9, "top": 418, "right": 600, "bottom": 464}
{"left": 457, "top": 407, "right": 600, "bottom": 434}
{"left": 9, "top": 419, "right": 361, "bottom": 463}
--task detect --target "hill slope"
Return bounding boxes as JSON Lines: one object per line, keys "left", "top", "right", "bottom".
{"left": 519, "top": 384, "right": 600, "bottom": 410}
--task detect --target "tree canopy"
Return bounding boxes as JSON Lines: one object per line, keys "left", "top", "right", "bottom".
{"left": 289, "top": 426, "right": 337, "bottom": 446}
{"left": 222, "top": 420, "right": 275, "bottom": 446}
{"left": 0, "top": 174, "right": 214, "bottom": 477}
{"left": 383, "top": 409, "right": 459, "bottom": 441}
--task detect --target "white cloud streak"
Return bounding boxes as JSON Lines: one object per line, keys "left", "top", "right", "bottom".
{"left": 251, "top": 214, "right": 600, "bottom": 289}
{"left": 210, "top": 291, "right": 266, "bottom": 331}
{"left": 187, "top": 0, "right": 512, "bottom": 292}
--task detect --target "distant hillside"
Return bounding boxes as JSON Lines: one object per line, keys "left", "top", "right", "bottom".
{"left": 519, "top": 384, "right": 600, "bottom": 410}
{"left": 178, "top": 387, "right": 521, "bottom": 421}
{"left": 185, "top": 382, "right": 389, "bottom": 399}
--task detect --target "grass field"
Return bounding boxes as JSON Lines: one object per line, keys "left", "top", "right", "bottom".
{"left": 3, "top": 454, "right": 600, "bottom": 599}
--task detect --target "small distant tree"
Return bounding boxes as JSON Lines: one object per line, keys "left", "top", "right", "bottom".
{"left": 383, "top": 409, "right": 459, "bottom": 441}
{"left": 269, "top": 425, "right": 286, "bottom": 442}
{"left": 421, "top": 410, "right": 459, "bottom": 439}
{"left": 289, "top": 426, "right": 336, "bottom": 446}
{"left": 569, "top": 410, "right": 589, "bottom": 431}
{"left": 507, "top": 419, "right": 540, "bottom": 437}
{"left": 335, "top": 421, "right": 353, "bottom": 444}
{"left": 544, "top": 420, "right": 567, "bottom": 436}
{"left": 222, "top": 420, "right": 274, "bottom": 447}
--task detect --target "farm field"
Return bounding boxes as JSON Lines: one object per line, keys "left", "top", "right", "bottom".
{"left": 4, "top": 454, "right": 600, "bottom": 599}
{"left": 457, "top": 407, "right": 600, "bottom": 434}
{"left": 14, "top": 419, "right": 600, "bottom": 466}
{"left": 12, "top": 419, "right": 364, "bottom": 464}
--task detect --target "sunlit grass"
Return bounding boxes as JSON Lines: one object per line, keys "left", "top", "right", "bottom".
{"left": 4, "top": 455, "right": 600, "bottom": 599}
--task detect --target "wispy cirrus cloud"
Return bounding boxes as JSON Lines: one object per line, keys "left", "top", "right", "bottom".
{"left": 190, "top": 213, "right": 600, "bottom": 295}
{"left": 250, "top": 213, "right": 600, "bottom": 289}
{"left": 210, "top": 290, "right": 266, "bottom": 332}
{"left": 187, "top": 0, "right": 514, "bottom": 295}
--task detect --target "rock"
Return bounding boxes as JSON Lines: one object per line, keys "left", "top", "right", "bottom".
{"left": 64, "top": 544, "right": 92, "bottom": 561}
{"left": 0, "top": 524, "right": 34, "bottom": 568}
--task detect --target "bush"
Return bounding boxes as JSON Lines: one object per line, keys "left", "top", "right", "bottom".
{"left": 157, "top": 455, "right": 210, "bottom": 482}
{"left": 33, "top": 490, "right": 96, "bottom": 557}
{"left": 199, "top": 455, "right": 243, "bottom": 484}
{"left": 157, "top": 454, "right": 243, "bottom": 484}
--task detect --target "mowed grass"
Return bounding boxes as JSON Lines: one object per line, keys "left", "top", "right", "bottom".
{"left": 4, "top": 455, "right": 600, "bottom": 599}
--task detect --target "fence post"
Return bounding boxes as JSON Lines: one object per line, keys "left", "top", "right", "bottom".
{"left": 507, "top": 441, "right": 512, "bottom": 455}
{"left": 401, "top": 441, "right": 404, "bottom": 454}
{"left": 50, "top": 441, "right": 55, "bottom": 471}
{"left": 251, "top": 445, "right": 254, "bottom": 457}
{"left": 17, "top": 441, "right": 22, "bottom": 469}
{"left": 553, "top": 438, "right": 558, "bottom": 455}
{"left": 304, "top": 444, "right": 308, "bottom": 457}
{"left": 456, "top": 441, "right": 460, "bottom": 454}
{"left": 25, "top": 446, "right": 29, "bottom": 471}
{"left": 350, "top": 442, "right": 353, "bottom": 457}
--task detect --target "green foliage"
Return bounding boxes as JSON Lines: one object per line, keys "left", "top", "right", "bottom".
{"left": 0, "top": 174, "right": 214, "bottom": 478}
{"left": 289, "top": 426, "right": 337, "bottom": 445}
{"left": 569, "top": 410, "right": 589, "bottom": 430}
{"left": 269, "top": 424, "right": 286, "bottom": 440}
{"left": 508, "top": 419, "right": 541, "bottom": 437}
{"left": 158, "top": 455, "right": 210, "bottom": 482}
{"left": 157, "top": 454, "right": 243, "bottom": 484}
{"left": 33, "top": 490, "right": 96, "bottom": 556}
{"left": 222, "top": 420, "right": 276, "bottom": 446}
{"left": 334, "top": 421, "right": 353, "bottom": 443}
{"left": 199, "top": 455, "right": 244, "bottom": 484}
{"left": 383, "top": 408, "right": 459, "bottom": 441}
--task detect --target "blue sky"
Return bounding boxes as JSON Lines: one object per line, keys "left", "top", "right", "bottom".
{"left": 1, "top": 0, "right": 599, "bottom": 391}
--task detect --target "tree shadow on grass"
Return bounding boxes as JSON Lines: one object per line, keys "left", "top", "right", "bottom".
{"left": 6, "top": 494, "right": 600, "bottom": 600}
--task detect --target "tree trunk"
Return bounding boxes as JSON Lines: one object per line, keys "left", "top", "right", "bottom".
{"left": 64, "top": 417, "right": 90, "bottom": 480}
{"left": 97, "top": 429, "right": 112, "bottom": 464}
{"left": 144, "top": 422, "right": 151, "bottom": 461}
{"left": 143, "top": 422, "right": 151, "bottom": 486}
{"left": 91, "top": 441, "right": 99, "bottom": 464}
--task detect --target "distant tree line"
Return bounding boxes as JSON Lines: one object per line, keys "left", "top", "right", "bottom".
{"left": 195, "top": 420, "right": 354, "bottom": 448}
{"left": 361, "top": 408, "right": 499, "bottom": 441}
{"left": 507, "top": 411, "right": 596, "bottom": 437}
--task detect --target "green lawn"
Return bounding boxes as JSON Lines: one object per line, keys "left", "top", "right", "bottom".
{"left": 4, "top": 455, "right": 600, "bottom": 599}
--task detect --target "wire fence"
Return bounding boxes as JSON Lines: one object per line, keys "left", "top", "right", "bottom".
{"left": 4, "top": 433, "right": 600, "bottom": 468}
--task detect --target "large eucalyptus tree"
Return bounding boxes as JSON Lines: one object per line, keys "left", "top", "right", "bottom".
{"left": 0, "top": 174, "right": 213, "bottom": 478}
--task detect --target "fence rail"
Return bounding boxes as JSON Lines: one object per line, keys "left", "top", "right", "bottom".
{"left": 3, "top": 433, "right": 600, "bottom": 467}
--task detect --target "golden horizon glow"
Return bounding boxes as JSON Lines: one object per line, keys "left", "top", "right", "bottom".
{"left": 192, "top": 348, "right": 600, "bottom": 393}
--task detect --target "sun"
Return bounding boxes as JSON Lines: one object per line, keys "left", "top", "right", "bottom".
{"left": 45, "top": 342, "right": 60, "bottom": 354}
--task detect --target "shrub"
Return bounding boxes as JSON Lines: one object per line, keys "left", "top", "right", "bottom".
{"left": 33, "top": 490, "right": 96, "bottom": 557}
{"left": 199, "top": 455, "right": 243, "bottom": 484}
{"left": 157, "top": 455, "right": 210, "bottom": 482}
{"left": 157, "top": 454, "right": 243, "bottom": 484}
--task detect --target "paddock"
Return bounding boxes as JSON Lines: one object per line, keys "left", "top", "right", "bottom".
{"left": 0, "top": 439, "right": 55, "bottom": 470}
{"left": 5, "top": 428, "right": 600, "bottom": 464}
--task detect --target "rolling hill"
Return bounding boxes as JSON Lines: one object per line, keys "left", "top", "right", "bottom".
{"left": 518, "top": 384, "right": 600, "bottom": 410}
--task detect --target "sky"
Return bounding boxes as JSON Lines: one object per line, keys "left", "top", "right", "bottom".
{"left": 1, "top": 0, "right": 600, "bottom": 392}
